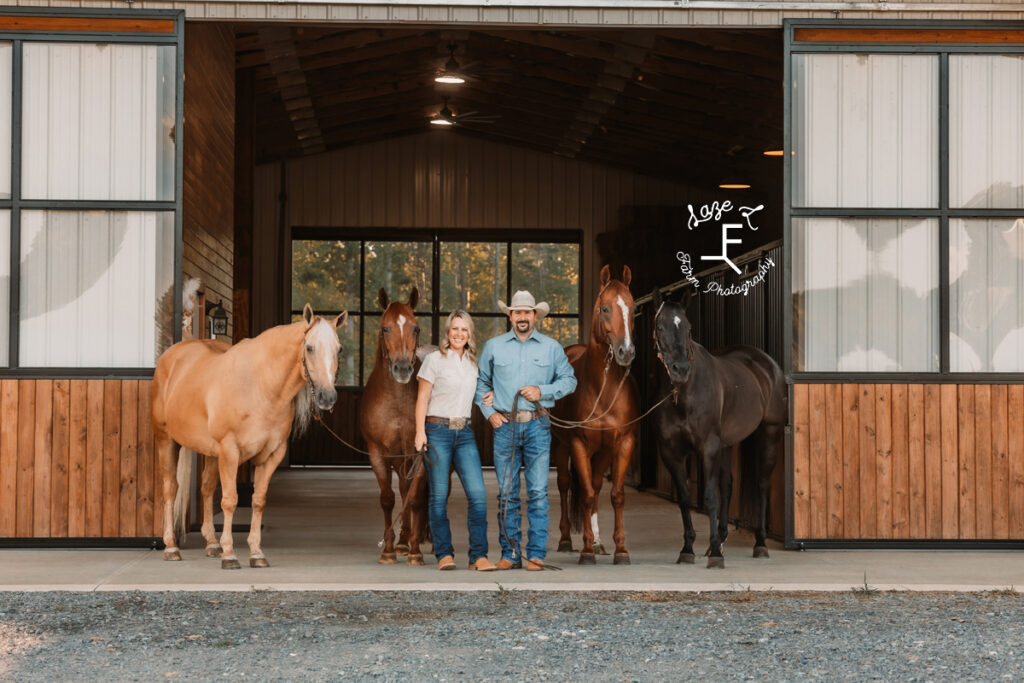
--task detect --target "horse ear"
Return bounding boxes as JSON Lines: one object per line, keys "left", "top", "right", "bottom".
{"left": 651, "top": 287, "right": 663, "bottom": 310}
{"left": 333, "top": 311, "right": 349, "bottom": 329}
{"left": 679, "top": 288, "right": 695, "bottom": 309}
{"left": 622, "top": 265, "right": 632, "bottom": 287}
{"left": 378, "top": 288, "right": 389, "bottom": 310}
{"left": 303, "top": 303, "right": 314, "bottom": 326}
{"left": 600, "top": 265, "right": 611, "bottom": 287}
{"left": 408, "top": 286, "right": 419, "bottom": 310}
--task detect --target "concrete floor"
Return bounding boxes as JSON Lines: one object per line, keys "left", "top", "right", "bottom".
{"left": 1, "top": 469, "right": 1022, "bottom": 592}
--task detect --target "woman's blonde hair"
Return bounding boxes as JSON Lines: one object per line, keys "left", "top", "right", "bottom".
{"left": 439, "top": 309, "right": 477, "bottom": 364}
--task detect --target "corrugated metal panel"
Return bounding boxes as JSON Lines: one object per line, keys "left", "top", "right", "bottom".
{"left": 253, "top": 131, "right": 689, "bottom": 334}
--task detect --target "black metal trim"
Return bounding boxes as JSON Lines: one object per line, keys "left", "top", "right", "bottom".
{"left": 17, "top": 200, "right": 177, "bottom": 210}
{"left": 789, "top": 538, "right": 1024, "bottom": 551}
{"left": 9, "top": 39, "right": 20, "bottom": 368}
{"left": 938, "top": 53, "right": 950, "bottom": 373}
{"left": 291, "top": 225, "right": 581, "bottom": 244}
{"left": 0, "top": 536, "right": 162, "bottom": 549}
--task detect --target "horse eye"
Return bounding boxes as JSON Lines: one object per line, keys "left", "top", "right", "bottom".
{"left": 382, "top": 327, "right": 390, "bottom": 334}
{"left": 601, "top": 306, "right": 610, "bottom": 314}
{"left": 305, "top": 345, "right": 313, "bottom": 353}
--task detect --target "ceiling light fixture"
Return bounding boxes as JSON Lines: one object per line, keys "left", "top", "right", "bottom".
{"left": 763, "top": 149, "right": 784, "bottom": 157}
{"left": 430, "top": 96, "right": 455, "bottom": 126}
{"left": 718, "top": 178, "right": 751, "bottom": 189}
{"left": 435, "top": 44, "right": 466, "bottom": 84}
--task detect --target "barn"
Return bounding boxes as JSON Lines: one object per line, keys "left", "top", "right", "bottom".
{"left": 0, "top": 1, "right": 1022, "bottom": 551}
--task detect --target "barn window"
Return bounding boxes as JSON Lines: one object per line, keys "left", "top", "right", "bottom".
{"left": 291, "top": 231, "right": 581, "bottom": 387}
{"left": 788, "top": 24, "right": 1024, "bottom": 377}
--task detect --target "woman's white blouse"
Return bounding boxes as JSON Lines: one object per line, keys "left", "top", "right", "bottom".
{"left": 417, "top": 349, "right": 478, "bottom": 419}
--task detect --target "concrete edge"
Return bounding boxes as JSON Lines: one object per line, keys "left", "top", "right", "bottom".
{"left": 0, "top": 582, "right": 1019, "bottom": 593}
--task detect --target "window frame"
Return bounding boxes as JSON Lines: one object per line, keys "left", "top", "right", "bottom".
{"left": 290, "top": 227, "right": 583, "bottom": 389}
{"left": 0, "top": 8, "right": 184, "bottom": 378}
{"left": 785, "top": 19, "right": 1024, "bottom": 383}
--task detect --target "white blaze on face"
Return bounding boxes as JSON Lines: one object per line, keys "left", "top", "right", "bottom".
{"left": 673, "top": 315, "right": 681, "bottom": 329}
{"left": 309, "top": 320, "right": 338, "bottom": 383}
{"left": 397, "top": 314, "right": 407, "bottom": 338}
{"left": 616, "top": 295, "right": 632, "bottom": 350}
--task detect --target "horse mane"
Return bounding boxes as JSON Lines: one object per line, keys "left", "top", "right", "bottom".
{"left": 291, "top": 383, "right": 319, "bottom": 439}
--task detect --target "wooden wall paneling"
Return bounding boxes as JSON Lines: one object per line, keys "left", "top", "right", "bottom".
{"left": 1008, "top": 385, "right": 1024, "bottom": 539}
{"left": 956, "top": 385, "right": 976, "bottom": 539}
{"left": 68, "top": 380, "right": 88, "bottom": 537}
{"left": 923, "top": 384, "right": 943, "bottom": 537}
{"left": 884, "top": 384, "right": 903, "bottom": 538}
{"left": 825, "top": 384, "right": 843, "bottom": 537}
{"left": 119, "top": 380, "right": 139, "bottom": 537}
{"left": 16, "top": 379, "right": 35, "bottom": 537}
{"left": 51, "top": 380, "right": 70, "bottom": 537}
{"left": 137, "top": 380, "right": 155, "bottom": 537}
{"left": 990, "top": 384, "right": 1009, "bottom": 539}
{"left": 939, "top": 384, "right": 959, "bottom": 538}
{"left": 85, "top": 380, "right": 104, "bottom": 536}
{"left": 102, "top": 381, "right": 121, "bottom": 537}
{"left": 792, "top": 383, "right": 810, "bottom": 538}
{"left": 973, "top": 385, "right": 993, "bottom": 539}
{"left": 841, "top": 383, "right": 860, "bottom": 538}
{"left": 0, "top": 380, "right": 19, "bottom": 536}
{"left": 858, "top": 384, "right": 877, "bottom": 538}
{"left": 888, "top": 385, "right": 913, "bottom": 540}
{"left": 808, "top": 383, "right": 827, "bottom": 537}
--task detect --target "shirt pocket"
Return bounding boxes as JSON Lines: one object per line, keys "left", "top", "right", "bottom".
{"left": 494, "top": 357, "right": 515, "bottom": 380}
{"left": 529, "top": 356, "right": 551, "bottom": 381}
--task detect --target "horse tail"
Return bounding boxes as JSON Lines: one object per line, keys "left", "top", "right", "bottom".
{"left": 172, "top": 447, "right": 194, "bottom": 543}
{"left": 567, "top": 452, "right": 586, "bottom": 533}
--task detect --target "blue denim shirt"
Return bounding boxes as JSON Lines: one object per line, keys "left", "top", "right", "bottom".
{"left": 474, "top": 329, "right": 577, "bottom": 418}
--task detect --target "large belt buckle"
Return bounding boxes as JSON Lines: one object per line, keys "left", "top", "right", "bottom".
{"left": 448, "top": 417, "right": 467, "bottom": 430}
{"left": 514, "top": 410, "right": 533, "bottom": 423}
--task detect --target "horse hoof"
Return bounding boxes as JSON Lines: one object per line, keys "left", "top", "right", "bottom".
{"left": 595, "top": 544, "right": 610, "bottom": 556}
{"left": 395, "top": 543, "right": 410, "bottom": 555}
{"left": 613, "top": 552, "right": 631, "bottom": 565}
{"left": 249, "top": 557, "right": 270, "bottom": 568}
{"left": 221, "top": 557, "right": 242, "bottom": 570}
{"left": 163, "top": 549, "right": 181, "bottom": 562}
{"left": 578, "top": 552, "right": 597, "bottom": 565}
{"left": 706, "top": 556, "right": 725, "bottom": 569}
{"left": 753, "top": 546, "right": 770, "bottom": 559}
{"left": 557, "top": 540, "right": 574, "bottom": 552}
{"left": 406, "top": 554, "right": 425, "bottom": 567}
{"left": 205, "top": 545, "right": 223, "bottom": 558}
{"left": 676, "top": 552, "right": 696, "bottom": 565}
{"left": 378, "top": 553, "right": 398, "bottom": 565}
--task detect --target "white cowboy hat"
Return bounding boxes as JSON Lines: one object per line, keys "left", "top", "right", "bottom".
{"left": 498, "top": 290, "right": 550, "bottom": 319}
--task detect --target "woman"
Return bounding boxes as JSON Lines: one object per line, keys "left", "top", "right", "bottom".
{"left": 414, "top": 310, "right": 496, "bottom": 571}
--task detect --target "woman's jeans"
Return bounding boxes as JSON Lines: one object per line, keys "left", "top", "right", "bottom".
{"left": 491, "top": 417, "right": 551, "bottom": 562}
{"left": 425, "top": 422, "right": 489, "bottom": 562}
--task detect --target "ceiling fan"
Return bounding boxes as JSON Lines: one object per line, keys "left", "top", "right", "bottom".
{"left": 430, "top": 95, "right": 500, "bottom": 127}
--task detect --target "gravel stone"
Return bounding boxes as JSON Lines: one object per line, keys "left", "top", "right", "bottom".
{"left": 0, "top": 591, "right": 1021, "bottom": 680}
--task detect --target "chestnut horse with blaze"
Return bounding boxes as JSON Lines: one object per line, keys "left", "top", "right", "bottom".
{"left": 359, "top": 286, "right": 430, "bottom": 565}
{"left": 552, "top": 265, "right": 639, "bottom": 565}
{"left": 152, "top": 304, "right": 347, "bottom": 569}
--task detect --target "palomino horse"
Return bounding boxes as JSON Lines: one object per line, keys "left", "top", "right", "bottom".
{"left": 651, "top": 287, "right": 785, "bottom": 568}
{"left": 552, "top": 265, "right": 639, "bottom": 565}
{"left": 153, "top": 304, "right": 347, "bottom": 569}
{"left": 358, "top": 286, "right": 429, "bottom": 566}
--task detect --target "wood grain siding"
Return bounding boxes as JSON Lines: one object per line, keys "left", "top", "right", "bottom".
{"left": 183, "top": 23, "right": 235, "bottom": 341}
{"left": 253, "top": 132, "right": 696, "bottom": 336}
{"left": 0, "top": 379, "right": 160, "bottom": 539}
{"left": 793, "top": 383, "right": 1024, "bottom": 541}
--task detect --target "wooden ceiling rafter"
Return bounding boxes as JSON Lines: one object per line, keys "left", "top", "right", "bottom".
{"left": 257, "top": 26, "right": 326, "bottom": 156}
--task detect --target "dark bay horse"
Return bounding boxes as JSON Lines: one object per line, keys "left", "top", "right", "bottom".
{"left": 153, "top": 304, "right": 346, "bottom": 569}
{"left": 358, "top": 286, "right": 428, "bottom": 565}
{"left": 552, "top": 265, "right": 639, "bottom": 565}
{"left": 651, "top": 287, "right": 785, "bottom": 568}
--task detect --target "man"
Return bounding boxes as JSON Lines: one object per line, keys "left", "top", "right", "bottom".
{"left": 475, "top": 290, "right": 577, "bottom": 571}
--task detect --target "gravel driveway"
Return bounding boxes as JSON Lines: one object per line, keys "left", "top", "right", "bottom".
{"left": 2, "top": 590, "right": 1022, "bottom": 681}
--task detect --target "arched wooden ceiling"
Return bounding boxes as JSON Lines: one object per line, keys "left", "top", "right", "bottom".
{"left": 236, "top": 26, "right": 783, "bottom": 187}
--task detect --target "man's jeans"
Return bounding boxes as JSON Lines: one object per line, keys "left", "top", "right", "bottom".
{"left": 492, "top": 417, "right": 551, "bottom": 561}
{"left": 425, "top": 422, "right": 489, "bottom": 562}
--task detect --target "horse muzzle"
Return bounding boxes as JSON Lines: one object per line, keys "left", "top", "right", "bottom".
{"left": 390, "top": 362, "right": 415, "bottom": 384}
{"left": 669, "top": 362, "right": 691, "bottom": 384}
{"left": 314, "top": 387, "right": 338, "bottom": 411}
{"left": 613, "top": 344, "right": 635, "bottom": 367}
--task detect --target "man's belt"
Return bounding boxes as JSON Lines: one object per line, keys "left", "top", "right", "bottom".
{"left": 502, "top": 409, "right": 545, "bottom": 423}
{"left": 426, "top": 416, "right": 470, "bottom": 430}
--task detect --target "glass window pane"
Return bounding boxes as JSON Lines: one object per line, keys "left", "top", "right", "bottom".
{"left": 792, "top": 54, "right": 938, "bottom": 208}
{"left": 440, "top": 241, "right": 506, "bottom": 312}
{"left": 510, "top": 243, "right": 579, "bottom": 315}
{"left": 470, "top": 315, "right": 508, "bottom": 349}
{"left": 292, "top": 239, "right": 360, "bottom": 313}
{"left": 19, "top": 211, "right": 174, "bottom": 367}
{"left": 537, "top": 317, "right": 580, "bottom": 348}
{"left": 364, "top": 241, "right": 431, "bottom": 313}
{"left": 950, "top": 218, "right": 1024, "bottom": 371}
{"left": 22, "top": 43, "right": 176, "bottom": 201}
{"left": 0, "top": 43, "right": 10, "bottom": 200}
{"left": 950, "top": 55, "right": 1024, "bottom": 209}
{"left": 0, "top": 211, "right": 8, "bottom": 365}
{"left": 362, "top": 314, "right": 380, "bottom": 387}
{"left": 292, "top": 310, "right": 359, "bottom": 386}
{"left": 793, "top": 218, "right": 939, "bottom": 372}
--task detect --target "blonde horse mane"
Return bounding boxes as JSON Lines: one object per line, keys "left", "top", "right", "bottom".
{"left": 172, "top": 277, "right": 203, "bottom": 544}
{"left": 291, "top": 384, "right": 318, "bottom": 439}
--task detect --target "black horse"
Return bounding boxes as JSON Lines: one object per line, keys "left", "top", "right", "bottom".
{"left": 651, "top": 288, "right": 786, "bottom": 568}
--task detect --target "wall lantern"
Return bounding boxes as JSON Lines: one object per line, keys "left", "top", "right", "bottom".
{"left": 206, "top": 300, "right": 229, "bottom": 338}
